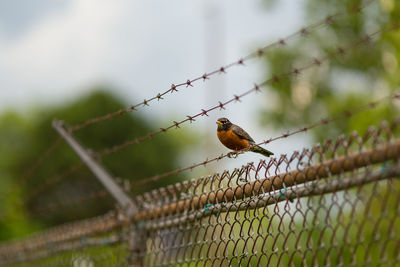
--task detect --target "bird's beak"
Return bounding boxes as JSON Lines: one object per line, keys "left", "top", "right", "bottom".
{"left": 216, "top": 121, "right": 222, "bottom": 126}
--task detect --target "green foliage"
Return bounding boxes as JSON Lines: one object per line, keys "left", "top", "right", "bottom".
{"left": 0, "top": 112, "right": 42, "bottom": 240}
{"left": 0, "top": 88, "right": 195, "bottom": 240}
{"left": 260, "top": 0, "right": 400, "bottom": 142}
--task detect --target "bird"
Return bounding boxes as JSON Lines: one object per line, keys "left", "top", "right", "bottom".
{"left": 216, "top": 117, "right": 274, "bottom": 157}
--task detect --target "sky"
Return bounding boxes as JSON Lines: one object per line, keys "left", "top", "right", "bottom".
{"left": 0, "top": 0, "right": 311, "bottom": 175}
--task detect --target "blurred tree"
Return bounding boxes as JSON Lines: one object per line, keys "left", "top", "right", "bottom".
{"left": 0, "top": 113, "right": 40, "bottom": 240}
{"left": 260, "top": 0, "right": 399, "bottom": 141}
{"left": 0, "top": 88, "right": 196, "bottom": 240}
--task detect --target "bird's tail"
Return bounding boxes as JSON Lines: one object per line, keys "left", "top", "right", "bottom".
{"left": 250, "top": 145, "right": 274, "bottom": 157}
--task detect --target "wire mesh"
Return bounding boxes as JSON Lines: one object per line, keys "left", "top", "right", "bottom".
{"left": 1, "top": 118, "right": 400, "bottom": 266}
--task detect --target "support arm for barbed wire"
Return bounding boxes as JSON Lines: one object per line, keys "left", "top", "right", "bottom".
{"left": 53, "top": 120, "right": 145, "bottom": 266}
{"left": 52, "top": 119, "right": 137, "bottom": 218}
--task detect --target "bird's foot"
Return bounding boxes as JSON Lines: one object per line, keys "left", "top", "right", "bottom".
{"left": 227, "top": 151, "right": 239, "bottom": 158}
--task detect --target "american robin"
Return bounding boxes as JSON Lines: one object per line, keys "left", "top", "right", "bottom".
{"left": 216, "top": 118, "right": 274, "bottom": 157}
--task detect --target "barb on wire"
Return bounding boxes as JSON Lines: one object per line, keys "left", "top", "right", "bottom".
{"left": 67, "top": 0, "right": 376, "bottom": 133}
{"left": 97, "top": 26, "right": 386, "bottom": 157}
{"left": 132, "top": 92, "right": 400, "bottom": 187}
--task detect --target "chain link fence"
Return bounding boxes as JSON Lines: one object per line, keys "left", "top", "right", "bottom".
{"left": 1, "top": 119, "right": 400, "bottom": 266}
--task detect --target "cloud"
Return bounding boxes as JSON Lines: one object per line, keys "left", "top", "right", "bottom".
{"left": 0, "top": 0, "right": 129, "bottom": 106}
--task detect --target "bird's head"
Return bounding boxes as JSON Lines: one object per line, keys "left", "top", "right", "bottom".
{"left": 216, "top": 117, "right": 232, "bottom": 130}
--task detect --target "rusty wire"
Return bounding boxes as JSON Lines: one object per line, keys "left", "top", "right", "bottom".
{"left": 18, "top": 0, "right": 383, "bottom": 204}
{"left": 132, "top": 91, "right": 400, "bottom": 187}
{"left": 96, "top": 25, "right": 388, "bottom": 158}
{"left": 29, "top": 90, "right": 399, "bottom": 217}
{"left": 67, "top": 0, "right": 376, "bottom": 134}
{"left": 1, "top": 117, "right": 400, "bottom": 266}
{"left": 28, "top": 87, "right": 400, "bottom": 216}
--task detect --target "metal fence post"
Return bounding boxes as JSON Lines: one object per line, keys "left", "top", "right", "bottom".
{"left": 52, "top": 120, "right": 145, "bottom": 266}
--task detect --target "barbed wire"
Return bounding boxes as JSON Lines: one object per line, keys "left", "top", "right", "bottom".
{"left": 30, "top": 91, "right": 400, "bottom": 216}
{"left": 24, "top": 3, "right": 392, "bottom": 216}
{"left": 131, "top": 91, "right": 400, "bottom": 187}
{"left": 25, "top": 23, "right": 397, "bottom": 214}
{"left": 67, "top": 0, "right": 376, "bottom": 134}
{"left": 16, "top": 0, "right": 377, "bottom": 198}
{"left": 96, "top": 26, "right": 387, "bottom": 158}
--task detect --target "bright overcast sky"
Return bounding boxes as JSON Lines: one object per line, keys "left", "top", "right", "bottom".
{"left": 0, "top": 0, "right": 311, "bottom": 174}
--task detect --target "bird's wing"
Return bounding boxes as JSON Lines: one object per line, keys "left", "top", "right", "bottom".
{"left": 232, "top": 125, "right": 255, "bottom": 143}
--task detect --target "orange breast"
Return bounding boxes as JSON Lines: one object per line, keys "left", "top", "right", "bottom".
{"left": 217, "top": 129, "right": 249, "bottom": 150}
